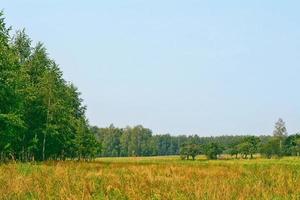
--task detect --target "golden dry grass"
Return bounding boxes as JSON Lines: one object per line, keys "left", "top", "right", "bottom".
{"left": 0, "top": 156, "right": 300, "bottom": 200}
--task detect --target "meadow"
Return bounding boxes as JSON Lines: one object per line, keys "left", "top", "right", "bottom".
{"left": 1, "top": 156, "right": 300, "bottom": 200}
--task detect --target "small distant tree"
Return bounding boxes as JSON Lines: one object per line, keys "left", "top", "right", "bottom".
{"left": 204, "top": 142, "right": 222, "bottom": 160}
{"left": 237, "top": 142, "right": 252, "bottom": 159}
{"left": 273, "top": 118, "right": 288, "bottom": 138}
{"left": 259, "top": 138, "right": 281, "bottom": 158}
{"left": 284, "top": 134, "right": 300, "bottom": 156}
{"left": 226, "top": 146, "right": 239, "bottom": 159}
{"left": 180, "top": 144, "right": 200, "bottom": 160}
{"left": 237, "top": 136, "right": 260, "bottom": 159}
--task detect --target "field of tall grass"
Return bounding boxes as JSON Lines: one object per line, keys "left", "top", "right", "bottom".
{"left": 1, "top": 156, "right": 300, "bottom": 200}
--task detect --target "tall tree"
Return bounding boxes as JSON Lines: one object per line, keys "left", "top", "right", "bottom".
{"left": 0, "top": 12, "right": 99, "bottom": 161}
{"left": 273, "top": 118, "right": 287, "bottom": 154}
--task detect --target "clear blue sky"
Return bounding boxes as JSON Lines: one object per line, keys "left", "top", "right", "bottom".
{"left": 3, "top": 1, "right": 300, "bottom": 135}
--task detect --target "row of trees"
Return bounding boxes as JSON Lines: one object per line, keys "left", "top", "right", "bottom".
{"left": 180, "top": 119, "right": 300, "bottom": 160}
{"left": 91, "top": 125, "right": 253, "bottom": 157}
{"left": 0, "top": 12, "right": 99, "bottom": 161}
{"left": 92, "top": 125, "right": 181, "bottom": 157}
{"left": 92, "top": 119, "right": 300, "bottom": 160}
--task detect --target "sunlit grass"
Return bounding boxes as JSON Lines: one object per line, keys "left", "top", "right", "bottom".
{"left": 0, "top": 156, "right": 300, "bottom": 199}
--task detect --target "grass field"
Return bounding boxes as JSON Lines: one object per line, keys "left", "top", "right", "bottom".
{"left": 1, "top": 156, "right": 300, "bottom": 200}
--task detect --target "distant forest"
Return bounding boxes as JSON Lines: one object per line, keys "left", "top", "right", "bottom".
{"left": 91, "top": 119, "right": 300, "bottom": 159}
{"left": 1, "top": 12, "right": 300, "bottom": 162}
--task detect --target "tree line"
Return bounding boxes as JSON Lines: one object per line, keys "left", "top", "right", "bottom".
{"left": 92, "top": 125, "right": 252, "bottom": 157}
{"left": 180, "top": 118, "right": 300, "bottom": 160}
{"left": 91, "top": 119, "right": 300, "bottom": 160}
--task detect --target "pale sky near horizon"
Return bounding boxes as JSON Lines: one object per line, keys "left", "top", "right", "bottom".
{"left": 2, "top": 1, "right": 300, "bottom": 136}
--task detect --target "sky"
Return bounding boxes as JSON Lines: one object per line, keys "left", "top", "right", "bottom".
{"left": 2, "top": 1, "right": 300, "bottom": 135}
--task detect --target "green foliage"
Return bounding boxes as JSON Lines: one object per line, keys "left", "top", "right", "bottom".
{"left": 180, "top": 144, "right": 200, "bottom": 160}
{"left": 283, "top": 134, "right": 300, "bottom": 156}
{"left": 226, "top": 147, "right": 239, "bottom": 158}
{"left": 204, "top": 142, "right": 223, "bottom": 159}
{"left": 237, "top": 136, "right": 260, "bottom": 159}
{"left": 0, "top": 12, "right": 99, "bottom": 161}
{"left": 91, "top": 124, "right": 299, "bottom": 160}
{"left": 259, "top": 138, "right": 281, "bottom": 158}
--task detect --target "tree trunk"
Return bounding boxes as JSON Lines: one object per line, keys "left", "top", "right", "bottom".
{"left": 43, "top": 94, "right": 51, "bottom": 161}
{"left": 42, "top": 131, "right": 46, "bottom": 161}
